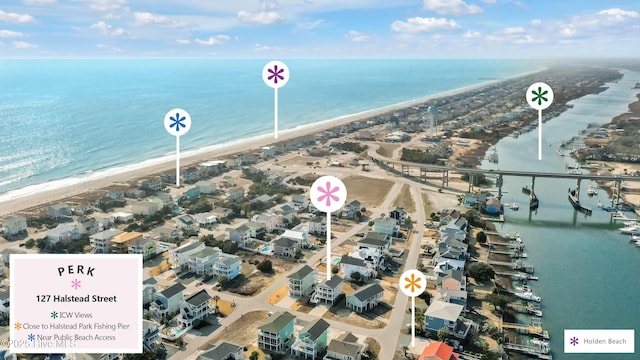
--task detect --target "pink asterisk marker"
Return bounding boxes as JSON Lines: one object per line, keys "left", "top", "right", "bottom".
{"left": 71, "top": 279, "right": 81, "bottom": 289}
{"left": 317, "top": 181, "right": 340, "bottom": 207}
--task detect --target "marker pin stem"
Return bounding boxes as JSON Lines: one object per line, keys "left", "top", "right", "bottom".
{"left": 538, "top": 109, "right": 542, "bottom": 161}
{"left": 274, "top": 88, "right": 279, "bottom": 139}
{"left": 411, "top": 296, "right": 416, "bottom": 347}
{"left": 326, "top": 211, "right": 331, "bottom": 280}
{"left": 176, "top": 136, "right": 180, "bottom": 187}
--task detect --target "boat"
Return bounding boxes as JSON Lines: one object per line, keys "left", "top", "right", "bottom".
{"left": 631, "top": 235, "right": 640, "bottom": 242}
{"left": 515, "top": 291, "right": 541, "bottom": 302}
{"left": 512, "top": 272, "right": 528, "bottom": 281}
{"left": 505, "top": 232, "right": 520, "bottom": 240}
{"left": 522, "top": 186, "right": 531, "bottom": 195}
{"left": 529, "top": 308, "right": 543, "bottom": 317}
{"left": 530, "top": 195, "right": 539, "bottom": 210}
{"left": 587, "top": 185, "right": 597, "bottom": 196}
{"left": 568, "top": 188, "right": 592, "bottom": 215}
{"left": 509, "top": 202, "right": 520, "bottom": 210}
{"left": 619, "top": 225, "right": 640, "bottom": 235}
{"left": 531, "top": 339, "right": 551, "bottom": 353}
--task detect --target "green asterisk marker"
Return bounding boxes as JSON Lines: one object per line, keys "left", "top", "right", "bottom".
{"left": 531, "top": 86, "right": 548, "bottom": 106}
{"left": 50, "top": 311, "right": 58, "bottom": 319}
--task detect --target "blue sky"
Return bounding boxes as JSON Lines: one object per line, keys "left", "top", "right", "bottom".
{"left": 0, "top": 0, "right": 638, "bottom": 58}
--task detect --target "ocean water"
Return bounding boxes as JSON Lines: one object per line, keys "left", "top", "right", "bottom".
{"left": 481, "top": 70, "right": 640, "bottom": 359}
{"left": 0, "top": 59, "right": 536, "bottom": 199}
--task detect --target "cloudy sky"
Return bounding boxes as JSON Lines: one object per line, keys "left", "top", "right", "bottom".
{"left": 0, "top": 0, "right": 638, "bottom": 58}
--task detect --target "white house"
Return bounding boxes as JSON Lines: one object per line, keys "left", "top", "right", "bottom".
{"left": 389, "top": 207, "right": 407, "bottom": 225}
{"left": 187, "top": 247, "right": 222, "bottom": 275}
{"left": 150, "top": 283, "right": 186, "bottom": 318}
{"left": 340, "top": 255, "right": 376, "bottom": 280}
{"left": 262, "top": 146, "right": 277, "bottom": 157}
{"left": 311, "top": 276, "right": 343, "bottom": 305}
{"left": 341, "top": 200, "right": 362, "bottom": 219}
{"left": 47, "top": 203, "right": 71, "bottom": 218}
{"left": 46, "top": 223, "right": 81, "bottom": 244}
{"left": 0, "top": 290, "right": 9, "bottom": 319}
{"left": 178, "top": 289, "right": 212, "bottom": 329}
{"left": 170, "top": 241, "right": 206, "bottom": 269}
{"left": 173, "top": 214, "right": 199, "bottom": 234}
{"left": 142, "top": 320, "right": 160, "bottom": 351}
{"left": 227, "top": 225, "right": 251, "bottom": 247}
{"left": 111, "top": 211, "right": 134, "bottom": 223}
{"left": 192, "top": 212, "right": 218, "bottom": 227}
{"left": 252, "top": 213, "right": 285, "bottom": 232}
{"left": 128, "top": 237, "right": 157, "bottom": 260}
{"left": 291, "top": 195, "right": 310, "bottom": 212}
{"left": 195, "top": 180, "right": 217, "bottom": 194}
{"left": 131, "top": 201, "right": 161, "bottom": 217}
{"left": 226, "top": 187, "right": 245, "bottom": 202}
{"left": 307, "top": 217, "right": 326, "bottom": 236}
{"left": 281, "top": 228, "right": 309, "bottom": 249}
{"left": 2, "top": 217, "right": 27, "bottom": 236}
{"left": 89, "top": 228, "right": 123, "bottom": 253}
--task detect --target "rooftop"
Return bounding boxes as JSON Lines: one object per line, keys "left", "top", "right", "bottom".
{"left": 259, "top": 311, "right": 296, "bottom": 334}
{"left": 288, "top": 265, "right": 314, "bottom": 280}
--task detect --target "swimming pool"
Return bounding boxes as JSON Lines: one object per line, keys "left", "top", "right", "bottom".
{"left": 260, "top": 246, "right": 271, "bottom": 253}
{"left": 332, "top": 257, "right": 341, "bottom": 265}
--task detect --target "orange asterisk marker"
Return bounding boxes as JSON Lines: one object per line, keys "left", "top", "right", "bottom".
{"left": 14, "top": 322, "right": 22, "bottom": 330}
{"left": 404, "top": 273, "right": 422, "bottom": 293}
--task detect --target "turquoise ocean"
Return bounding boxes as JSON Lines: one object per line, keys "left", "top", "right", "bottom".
{"left": 0, "top": 59, "right": 536, "bottom": 200}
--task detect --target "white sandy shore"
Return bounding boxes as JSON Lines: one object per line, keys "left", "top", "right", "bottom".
{"left": 0, "top": 69, "right": 544, "bottom": 218}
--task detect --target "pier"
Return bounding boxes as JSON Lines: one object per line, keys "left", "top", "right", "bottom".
{"left": 502, "top": 343, "right": 552, "bottom": 359}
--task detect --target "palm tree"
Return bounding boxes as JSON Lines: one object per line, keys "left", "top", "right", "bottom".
{"left": 213, "top": 295, "right": 220, "bottom": 314}
{"left": 402, "top": 345, "right": 409, "bottom": 358}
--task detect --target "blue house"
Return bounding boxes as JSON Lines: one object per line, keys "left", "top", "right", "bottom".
{"left": 424, "top": 300, "right": 471, "bottom": 339}
{"left": 485, "top": 199, "right": 502, "bottom": 215}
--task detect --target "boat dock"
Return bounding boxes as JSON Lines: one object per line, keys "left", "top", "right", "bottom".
{"left": 489, "top": 260, "right": 535, "bottom": 273}
{"left": 495, "top": 271, "right": 538, "bottom": 280}
{"left": 502, "top": 343, "right": 552, "bottom": 359}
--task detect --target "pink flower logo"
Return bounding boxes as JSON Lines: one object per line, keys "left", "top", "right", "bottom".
{"left": 317, "top": 181, "right": 340, "bottom": 207}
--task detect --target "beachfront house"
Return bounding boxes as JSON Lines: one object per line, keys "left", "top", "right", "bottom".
{"left": 340, "top": 255, "right": 376, "bottom": 280}
{"left": 291, "top": 319, "right": 330, "bottom": 360}
{"left": 182, "top": 167, "right": 201, "bottom": 184}
{"left": 128, "top": 237, "right": 157, "bottom": 260}
{"left": 131, "top": 201, "right": 161, "bottom": 217}
{"left": 389, "top": 207, "right": 407, "bottom": 225}
{"left": 262, "top": 146, "right": 277, "bottom": 157}
{"left": 150, "top": 283, "right": 186, "bottom": 318}
{"left": 178, "top": 289, "right": 212, "bottom": 329}
{"left": 198, "top": 160, "right": 227, "bottom": 176}
{"left": 89, "top": 228, "right": 123, "bottom": 254}
{"left": 287, "top": 265, "right": 315, "bottom": 298}
{"left": 424, "top": 300, "right": 471, "bottom": 339}
{"left": 142, "top": 320, "right": 160, "bottom": 351}
{"left": 325, "top": 332, "right": 367, "bottom": 360}
{"left": 47, "top": 203, "right": 71, "bottom": 218}
{"left": 345, "top": 283, "right": 384, "bottom": 313}
{"left": 138, "top": 179, "right": 162, "bottom": 193}
{"left": 2, "top": 216, "right": 27, "bottom": 237}
{"left": 199, "top": 342, "right": 245, "bottom": 360}
{"left": 110, "top": 231, "right": 143, "bottom": 254}
{"left": 169, "top": 240, "right": 204, "bottom": 268}
{"left": 258, "top": 311, "right": 296, "bottom": 353}
{"left": 372, "top": 217, "right": 400, "bottom": 237}
{"left": 46, "top": 223, "right": 81, "bottom": 244}
{"left": 311, "top": 276, "right": 343, "bottom": 305}
{"left": 418, "top": 342, "right": 460, "bottom": 360}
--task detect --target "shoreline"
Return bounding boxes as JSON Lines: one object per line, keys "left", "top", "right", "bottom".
{"left": 0, "top": 68, "right": 545, "bottom": 217}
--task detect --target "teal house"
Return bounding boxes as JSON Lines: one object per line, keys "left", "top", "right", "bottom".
{"left": 258, "top": 311, "right": 296, "bottom": 353}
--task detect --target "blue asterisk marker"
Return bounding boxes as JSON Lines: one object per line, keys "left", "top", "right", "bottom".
{"left": 169, "top": 113, "right": 187, "bottom": 132}
{"left": 28, "top": 333, "right": 35, "bottom": 341}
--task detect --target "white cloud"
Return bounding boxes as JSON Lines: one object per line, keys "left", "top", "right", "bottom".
{"left": 0, "top": 10, "right": 36, "bottom": 23}
{"left": 237, "top": 10, "right": 284, "bottom": 24}
{"left": 480, "top": 0, "right": 496, "bottom": 3}
{"left": 80, "top": 0, "right": 128, "bottom": 11}
{"left": 194, "top": 35, "right": 230, "bottom": 46}
{"left": 90, "top": 21, "right": 129, "bottom": 37}
{"left": 344, "top": 30, "right": 370, "bottom": 42}
{"left": 175, "top": 39, "right": 191, "bottom": 45}
{"left": 96, "top": 43, "right": 121, "bottom": 52}
{"left": 254, "top": 43, "right": 281, "bottom": 51}
{"left": 597, "top": 8, "right": 639, "bottom": 19}
{"left": 530, "top": 19, "right": 542, "bottom": 26}
{"left": 503, "top": 27, "right": 525, "bottom": 34}
{"left": 13, "top": 40, "right": 37, "bottom": 48}
{"left": 296, "top": 19, "right": 323, "bottom": 31}
{"left": 423, "top": 0, "right": 482, "bottom": 16}
{"left": 132, "top": 12, "right": 186, "bottom": 28}
{"left": 391, "top": 17, "right": 460, "bottom": 33}
{"left": 0, "top": 30, "right": 25, "bottom": 38}
{"left": 463, "top": 30, "right": 481, "bottom": 38}
{"left": 24, "top": 0, "right": 56, "bottom": 4}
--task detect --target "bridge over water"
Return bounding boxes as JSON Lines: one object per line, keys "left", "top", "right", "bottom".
{"left": 367, "top": 148, "right": 640, "bottom": 211}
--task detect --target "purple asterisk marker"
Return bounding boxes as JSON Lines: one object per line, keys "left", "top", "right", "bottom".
{"left": 267, "top": 65, "right": 285, "bottom": 84}
{"left": 71, "top": 279, "right": 81, "bottom": 289}
{"left": 570, "top": 336, "right": 579, "bottom": 346}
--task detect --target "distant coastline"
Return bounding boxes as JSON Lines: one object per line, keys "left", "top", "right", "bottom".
{"left": 0, "top": 67, "right": 544, "bottom": 216}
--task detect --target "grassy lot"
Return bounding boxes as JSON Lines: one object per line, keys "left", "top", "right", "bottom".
{"left": 376, "top": 143, "right": 401, "bottom": 158}
{"left": 342, "top": 175, "right": 394, "bottom": 209}
{"left": 393, "top": 184, "right": 416, "bottom": 213}
{"left": 205, "top": 310, "right": 268, "bottom": 350}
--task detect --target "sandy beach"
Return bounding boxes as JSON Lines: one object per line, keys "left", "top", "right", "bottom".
{"left": 0, "top": 69, "right": 548, "bottom": 218}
